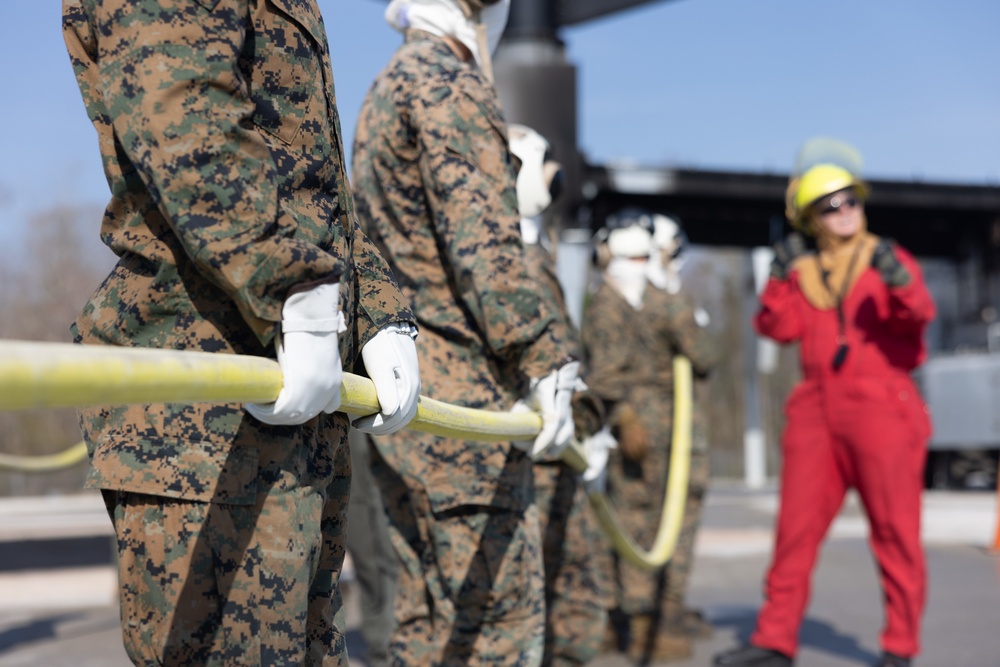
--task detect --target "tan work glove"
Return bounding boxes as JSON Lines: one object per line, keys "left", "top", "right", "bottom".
{"left": 614, "top": 404, "right": 650, "bottom": 462}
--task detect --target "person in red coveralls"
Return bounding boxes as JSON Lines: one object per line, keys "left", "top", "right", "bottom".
{"left": 714, "top": 162, "right": 936, "bottom": 667}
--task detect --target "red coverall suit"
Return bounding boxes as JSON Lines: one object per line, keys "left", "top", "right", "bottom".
{"left": 751, "top": 246, "right": 935, "bottom": 659}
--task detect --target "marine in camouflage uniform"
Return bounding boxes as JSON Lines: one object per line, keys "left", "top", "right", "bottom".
{"left": 522, "top": 240, "right": 609, "bottom": 667}
{"left": 63, "top": 1, "right": 412, "bottom": 664}
{"left": 582, "top": 276, "right": 715, "bottom": 662}
{"left": 351, "top": 27, "right": 574, "bottom": 666}
{"left": 643, "top": 284, "right": 717, "bottom": 640}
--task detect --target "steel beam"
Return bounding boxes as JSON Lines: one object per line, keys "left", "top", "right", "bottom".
{"left": 555, "top": 0, "right": 675, "bottom": 26}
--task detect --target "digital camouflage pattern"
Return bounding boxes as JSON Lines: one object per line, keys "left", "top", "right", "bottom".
{"left": 643, "top": 286, "right": 716, "bottom": 634}
{"left": 664, "top": 447, "right": 711, "bottom": 627}
{"left": 62, "top": 0, "right": 412, "bottom": 663}
{"left": 533, "top": 463, "right": 608, "bottom": 666}
{"left": 351, "top": 30, "right": 573, "bottom": 665}
{"left": 522, "top": 243, "right": 608, "bottom": 666}
{"left": 582, "top": 282, "right": 716, "bottom": 618}
{"left": 519, "top": 244, "right": 605, "bottom": 436}
{"left": 103, "top": 434, "right": 351, "bottom": 665}
{"left": 63, "top": 0, "right": 412, "bottom": 496}
{"left": 656, "top": 364, "right": 715, "bottom": 642}
{"left": 372, "top": 447, "right": 546, "bottom": 666}
{"left": 344, "top": 430, "right": 396, "bottom": 667}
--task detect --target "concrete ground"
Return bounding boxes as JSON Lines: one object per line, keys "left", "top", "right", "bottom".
{"left": 0, "top": 483, "right": 997, "bottom": 667}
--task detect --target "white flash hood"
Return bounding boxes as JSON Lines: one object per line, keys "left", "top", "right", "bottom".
{"left": 385, "top": 0, "right": 511, "bottom": 76}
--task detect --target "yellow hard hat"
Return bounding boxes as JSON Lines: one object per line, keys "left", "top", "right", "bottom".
{"left": 789, "top": 163, "right": 868, "bottom": 227}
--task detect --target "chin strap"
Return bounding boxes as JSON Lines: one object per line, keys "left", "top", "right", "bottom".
{"left": 456, "top": 1, "right": 495, "bottom": 82}
{"left": 475, "top": 19, "right": 494, "bottom": 82}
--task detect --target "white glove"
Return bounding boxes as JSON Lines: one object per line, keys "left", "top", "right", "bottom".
{"left": 246, "top": 282, "right": 346, "bottom": 426}
{"left": 646, "top": 254, "right": 684, "bottom": 295}
{"left": 517, "top": 361, "right": 580, "bottom": 459}
{"left": 353, "top": 322, "right": 421, "bottom": 435}
{"left": 581, "top": 426, "right": 617, "bottom": 495}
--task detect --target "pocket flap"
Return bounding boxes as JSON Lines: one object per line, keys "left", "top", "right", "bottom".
{"left": 269, "top": 0, "right": 328, "bottom": 47}
{"left": 90, "top": 437, "right": 259, "bottom": 505}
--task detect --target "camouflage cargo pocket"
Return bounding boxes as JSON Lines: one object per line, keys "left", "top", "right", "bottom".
{"left": 429, "top": 504, "right": 543, "bottom": 624}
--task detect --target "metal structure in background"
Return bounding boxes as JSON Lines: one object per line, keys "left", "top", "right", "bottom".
{"left": 494, "top": 0, "right": 1000, "bottom": 306}
{"left": 377, "top": 0, "right": 1000, "bottom": 486}
{"left": 581, "top": 166, "right": 1000, "bottom": 336}
{"left": 492, "top": 0, "right": 677, "bottom": 229}
{"left": 490, "top": 0, "right": 1000, "bottom": 345}
{"left": 581, "top": 164, "right": 1000, "bottom": 258}
{"left": 492, "top": 0, "right": 678, "bottom": 326}
{"left": 584, "top": 164, "right": 1000, "bottom": 487}
{"left": 581, "top": 163, "right": 1000, "bottom": 345}
{"left": 552, "top": 0, "right": 676, "bottom": 26}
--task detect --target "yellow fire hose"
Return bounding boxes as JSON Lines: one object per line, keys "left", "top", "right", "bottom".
{"left": 0, "top": 339, "right": 691, "bottom": 570}
{"left": 0, "top": 440, "right": 89, "bottom": 473}
{"left": 588, "top": 354, "right": 692, "bottom": 570}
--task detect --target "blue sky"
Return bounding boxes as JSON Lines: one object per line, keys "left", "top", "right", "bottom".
{"left": 1, "top": 0, "right": 997, "bottom": 252}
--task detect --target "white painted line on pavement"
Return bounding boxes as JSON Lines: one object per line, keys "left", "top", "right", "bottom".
{"left": 0, "top": 567, "right": 116, "bottom": 612}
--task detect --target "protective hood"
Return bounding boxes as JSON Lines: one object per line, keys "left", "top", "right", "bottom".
{"left": 385, "top": 0, "right": 510, "bottom": 76}
{"left": 606, "top": 257, "right": 649, "bottom": 310}
{"left": 509, "top": 124, "right": 563, "bottom": 219}
{"left": 646, "top": 214, "right": 685, "bottom": 294}
{"left": 646, "top": 252, "right": 684, "bottom": 294}
{"left": 606, "top": 225, "right": 652, "bottom": 259}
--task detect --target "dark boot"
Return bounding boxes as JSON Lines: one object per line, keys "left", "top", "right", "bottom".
{"left": 599, "top": 621, "right": 618, "bottom": 655}
{"left": 875, "top": 652, "right": 911, "bottom": 667}
{"left": 713, "top": 644, "right": 793, "bottom": 666}
{"left": 629, "top": 613, "right": 692, "bottom": 665}
{"left": 678, "top": 606, "right": 715, "bottom": 638}
{"left": 600, "top": 607, "right": 631, "bottom": 655}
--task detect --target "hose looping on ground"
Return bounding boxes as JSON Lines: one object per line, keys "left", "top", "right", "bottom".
{"left": 0, "top": 440, "right": 89, "bottom": 472}
{"left": 0, "top": 339, "right": 691, "bottom": 571}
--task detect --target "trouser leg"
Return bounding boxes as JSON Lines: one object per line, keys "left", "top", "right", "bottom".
{"left": 346, "top": 431, "right": 396, "bottom": 667}
{"left": 535, "top": 464, "right": 608, "bottom": 666}
{"left": 751, "top": 416, "right": 847, "bottom": 658}
{"left": 107, "top": 485, "right": 348, "bottom": 667}
{"left": 847, "top": 412, "right": 926, "bottom": 658}
{"left": 607, "top": 441, "right": 671, "bottom": 615}
{"left": 661, "top": 448, "right": 710, "bottom": 620}
{"left": 106, "top": 431, "right": 350, "bottom": 667}
{"left": 372, "top": 449, "right": 546, "bottom": 667}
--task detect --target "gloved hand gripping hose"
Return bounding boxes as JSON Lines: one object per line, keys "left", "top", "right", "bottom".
{"left": 0, "top": 341, "right": 693, "bottom": 571}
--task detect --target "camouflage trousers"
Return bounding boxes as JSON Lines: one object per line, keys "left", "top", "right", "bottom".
{"left": 605, "top": 442, "right": 709, "bottom": 620}
{"left": 661, "top": 448, "right": 709, "bottom": 616}
{"left": 345, "top": 430, "right": 396, "bottom": 667}
{"left": 371, "top": 450, "right": 546, "bottom": 666}
{"left": 534, "top": 462, "right": 608, "bottom": 667}
{"left": 101, "top": 434, "right": 351, "bottom": 667}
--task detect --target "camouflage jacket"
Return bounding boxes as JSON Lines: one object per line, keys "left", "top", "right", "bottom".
{"left": 522, "top": 243, "right": 606, "bottom": 438}
{"left": 641, "top": 285, "right": 717, "bottom": 379}
{"left": 582, "top": 282, "right": 715, "bottom": 425}
{"left": 522, "top": 244, "right": 579, "bottom": 359}
{"left": 63, "top": 0, "right": 412, "bottom": 500}
{"left": 351, "top": 32, "right": 573, "bottom": 510}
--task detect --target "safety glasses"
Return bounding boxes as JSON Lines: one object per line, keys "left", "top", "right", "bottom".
{"left": 819, "top": 194, "right": 860, "bottom": 216}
